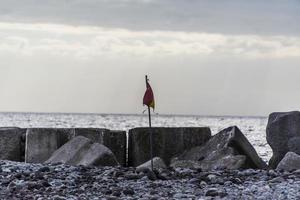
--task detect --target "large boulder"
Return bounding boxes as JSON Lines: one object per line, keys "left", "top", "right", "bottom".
{"left": 0, "top": 127, "right": 23, "bottom": 161}
{"left": 277, "top": 152, "right": 300, "bottom": 171}
{"left": 45, "top": 136, "right": 119, "bottom": 167}
{"left": 266, "top": 111, "right": 300, "bottom": 168}
{"left": 25, "top": 128, "right": 70, "bottom": 163}
{"left": 172, "top": 126, "right": 267, "bottom": 170}
{"left": 128, "top": 127, "right": 211, "bottom": 167}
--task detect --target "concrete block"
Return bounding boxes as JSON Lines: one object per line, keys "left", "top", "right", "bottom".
{"left": 128, "top": 127, "right": 211, "bottom": 167}
{"left": 25, "top": 128, "right": 70, "bottom": 163}
{"left": 0, "top": 127, "right": 23, "bottom": 161}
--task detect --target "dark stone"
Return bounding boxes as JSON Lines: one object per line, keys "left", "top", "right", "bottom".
{"left": 146, "top": 170, "right": 157, "bottom": 181}
{"left": 128, "top": 127, "right": 211, "bottom": 166}
{"left": 38, "top": 166, "right": 51, "bottom": 172}
{"left": 123, "top": 188, "right": 135, "bottom": 195}
{"left": 267, "top": 111, "right": 300, "bottom": 168}
{"left": 205, "top": 188, "right": 227, "bottom": 197}
{"left": 173, "top": 126, "right": 266, "bottom": 170}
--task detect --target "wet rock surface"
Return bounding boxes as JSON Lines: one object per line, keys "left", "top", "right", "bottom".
{"left": 1, "top": 160, "right": 300, "bottom": 199}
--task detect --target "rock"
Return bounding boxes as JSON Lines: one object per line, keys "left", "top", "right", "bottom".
{"left": 266, "top": 111, "right": 300, "bottom": 168}
{"left": 45, "top": 136, "right": 119, "bottom": 167}
{"left": 0, "top": 127, "right": 23, "bottom": 161}
{"left": 25, "top": 128, "right": 70, "bottom": 163}
{"left": 277, "top": 152, "right": 300, "bottom": 171}
{"left": 205, "top": 188, "right": 227, "bottom": 197}
{"left": 123, "top": 188, "right": 135, "bottom": 195}
{"left": 146, "top": 170, "right": 157, "bottom": 181}
{"left": 128, "top": 127, "right": 211, "bottom": 166}
{"left": 136, "top": 157, "right": 167, "bottom": 172}
{"left": 173, "top": 126, "right": 266, "bottom": 170}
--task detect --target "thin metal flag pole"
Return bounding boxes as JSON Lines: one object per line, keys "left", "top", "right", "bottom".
{"left": 145, "top": 75, "right": 154, "bottom": 171}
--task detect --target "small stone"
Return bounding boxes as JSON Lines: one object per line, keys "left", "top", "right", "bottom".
{"left": 112, "top": 190, "right": 121, "bottom": 197}
{"left": 147, "top": 170, "right": 157, "bottom": 181}
{"left": 125, "top": 173, "right": 142, "bottom": 180}
{"left": 123, "top": 188, "right": 135, "bottom": 195}
{"left": 205, "top": 188, "right": 227, "bottom": 197}
{"left": 38, "top": 166, "right": 50, "bottom": 172}
{"left": 200, "top": 181, "right": 207, "bottom": 188}
{"left": 189, "top": 178, "right": 199, "bottom": 184}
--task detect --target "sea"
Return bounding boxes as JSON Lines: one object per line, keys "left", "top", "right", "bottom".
{"left": 0, "top": 112, "right": 271, "bottom": 163}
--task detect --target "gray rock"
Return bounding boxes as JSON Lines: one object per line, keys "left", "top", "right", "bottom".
{"left": 136, "top": 157, "right": 167, "bottom": 172}
{"left": 128, "top": 127, "right": 211, "bottom": 166}
{"left": 266, "top": 111, "right": 300, "bottom": 168}
{"left": 0, "top": 127, "right": 23, "bottom": 161}
{"left": 25, "top": 128, "right": 70, "bottom": 163}
{"left": 45, "top": 136, "right": 119, "bottom": 167}
{"left": 277, "top": 152, "right": 300, "bottom": 171}
{"left": 173, "top": 126, "right": 266, "bottom": 170}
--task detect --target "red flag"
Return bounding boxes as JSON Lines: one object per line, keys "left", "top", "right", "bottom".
{"left": 143, "top": 81, "right": 155, "bottom": 109}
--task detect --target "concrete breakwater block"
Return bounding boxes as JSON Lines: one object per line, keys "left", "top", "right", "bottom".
{"left": 25, "top": 128, "right": 126, "bottom": 166}
{"left": 0, "top": 127, "right": 24, "bottom": 161}
{"left": 128, "top": 127, "right": 211, "bottom": 167}
{"left": 45, "top": 136, "right": 119, "bottom": 166}
{"left": 70, "top": 129, "right": 126, "bottom": 166}
{"left": 267, "top": 111, "right": 300, "bottom": 168}
{"left": 25, "top": 128, "right": 70, "bottom": 163}
{"left": 172, "top": 126, "right": 267, "bottom": 170}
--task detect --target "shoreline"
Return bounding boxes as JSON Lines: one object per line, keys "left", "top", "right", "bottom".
{"left": 0, "top": 160, "right": 299, "bottom": 199}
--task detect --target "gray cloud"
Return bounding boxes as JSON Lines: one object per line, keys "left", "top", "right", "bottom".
{"left": 0, "top": 0, "right": 299, "bottom": 35}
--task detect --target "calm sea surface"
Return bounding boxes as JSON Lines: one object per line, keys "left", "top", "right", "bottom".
{"left": 0, "top": 112, "right": 271, "bottom": 162}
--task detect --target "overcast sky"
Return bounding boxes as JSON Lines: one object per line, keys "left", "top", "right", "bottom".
{"left": 0, "top": 0, "right": 300, "bottom": 116}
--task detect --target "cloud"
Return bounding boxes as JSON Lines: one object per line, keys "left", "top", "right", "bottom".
{"left": 0, "top": 22, "right": 299, "bottom": 61}
{"left": 0, "top": 0, "right": 299, "bottom": 35}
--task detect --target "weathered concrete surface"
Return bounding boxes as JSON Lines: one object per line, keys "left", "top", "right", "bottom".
{"left": 128, "top": 127, "right": 211, "bottom": 167}
{"left": 25, "top": 128, "right": 126, "bottom": 166}
{"left": 45, "top": 136, "right": 119, "bottom": 167}
{"left": 277, "top": 152, "right": 300, "bottom": 171}
{"left": 71, "top": 129, "right": 126, "bottom": 166}
{"left": 173, "top": 126, "right": 267, "bottom": 170}
{"left": 0, "top": 127, "right": 23, "bottom": 161}
{"left": 266, "top": 111, "right": 300, "bottom": 168}
{"left": 25, "top": 128, "right": 70, "bottom": 163}
{"left": 77, "top": 143, "right": 119, "bottom": 166}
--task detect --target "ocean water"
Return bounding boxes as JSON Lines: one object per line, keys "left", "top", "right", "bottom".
{"left": 0, "top": 112, "right": 271, "bottom": 162}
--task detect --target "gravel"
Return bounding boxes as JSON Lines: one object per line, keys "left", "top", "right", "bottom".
{"left": 0, "top": 160, "right": 300, "bottom": 199}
